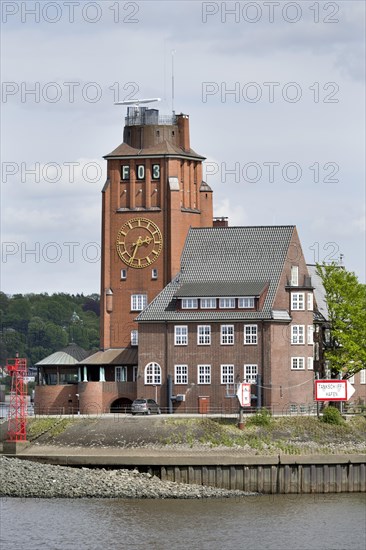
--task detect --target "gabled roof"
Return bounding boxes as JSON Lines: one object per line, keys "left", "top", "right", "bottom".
{"left": 104, "top": 140, "right": 205, "bottom": 160}
{"left": 35, "top": 344, "right": 88, "bottom": 366}
{"left": 138, "top": 225, "right": 295, "bottom": 322}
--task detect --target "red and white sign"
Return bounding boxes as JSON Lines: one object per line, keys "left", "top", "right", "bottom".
{"left": 315, "top": 379, "right": 356, "bottom": 401}
{"left": 236, "top": 383, "right": 251, "bottom": 407}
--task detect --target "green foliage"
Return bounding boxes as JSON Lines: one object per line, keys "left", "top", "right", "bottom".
{"left": 27, "top": 418, "right": 75, "bottom": 440}
{"left": 322, "top": 406, "right": 344, "bottom": 425}
{"left": 0, "top": 292, "right": 100, "bottom": 365}
{"left": 246, "top": 408, "right": 272, "bottom": 427}
{"left": 316, "top": 263, "right": 366, "bottom": 378}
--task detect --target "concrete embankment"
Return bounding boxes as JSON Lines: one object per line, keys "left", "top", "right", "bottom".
{"left": 5, "top": 447, "right": 365, "bottom": 494}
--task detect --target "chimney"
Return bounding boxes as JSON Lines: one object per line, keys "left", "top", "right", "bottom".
{"left": 213, "top": 217, "right": 229, "bottom": 227}
{"left": 176, "top": 114, "right": 190, "bottom": 151}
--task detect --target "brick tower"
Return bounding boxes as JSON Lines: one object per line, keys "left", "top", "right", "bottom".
{"left": 101, "top": 103, "right": 213, "bottom": 350}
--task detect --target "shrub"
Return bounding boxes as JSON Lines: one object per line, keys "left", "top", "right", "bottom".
{"left": 247, "top": 408, "right": 272, "bottom": 427}
{"left": 322, "top": 406, "right": 344, "bottom": 425}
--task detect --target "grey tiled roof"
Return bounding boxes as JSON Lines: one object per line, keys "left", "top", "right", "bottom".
{"left": 271, "top": 310, "right": 291, "bottom": 321}
{"left": 174, "top": 282, "right": 268, "bottom": 297}
{"left": 104, "top": 140, "right": 205, "bottom": 160}
{"left": 307, "top": 264, "right": 329, "bottom": 321}
{"left": 138, "top": 226, "right": 295, "bottom": 322}
{"left": 36, "top": 344, "right": 88, "bottom": 366}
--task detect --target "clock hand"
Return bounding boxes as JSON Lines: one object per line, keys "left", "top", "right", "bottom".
{"left": 130, "top": 242, "right": 140, "bottom": 263}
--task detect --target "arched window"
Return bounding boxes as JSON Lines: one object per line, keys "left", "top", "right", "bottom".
{"left": 144, "top": 362, "right": 162, "bottom": 385}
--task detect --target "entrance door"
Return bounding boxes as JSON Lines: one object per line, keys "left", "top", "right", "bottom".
{"left": 198, "top": 396, "right": 210, "bottom": 414}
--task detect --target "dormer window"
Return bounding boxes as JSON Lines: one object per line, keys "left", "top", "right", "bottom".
{"left": 238, "top": 297, "right": 255, "bottom": 308}
{"left": 200, "top": 298, "right": 216, "bottom": 309}
{"left": 181, "top": 298, "right": 198, "bottom": 309}
{"left": 219, "top": 298, "right": 235, "bottom": 308}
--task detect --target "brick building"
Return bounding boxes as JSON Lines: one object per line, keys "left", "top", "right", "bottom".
{"left": 136, "top": 225, "right": 316, "bottom": 414}
{"left": 35, "top": 104, "right": 365, "bottom": 414}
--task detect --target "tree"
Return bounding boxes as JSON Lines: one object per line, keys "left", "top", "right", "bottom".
{"left": 316, "top": 263, "right": 366, "bottom": 379}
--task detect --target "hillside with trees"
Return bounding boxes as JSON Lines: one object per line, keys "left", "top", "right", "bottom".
{"left": 0, "top": 292, "right": 100, "bottom": 366}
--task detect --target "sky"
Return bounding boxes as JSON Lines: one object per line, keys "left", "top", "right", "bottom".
{"left": 1, "top": 0, "right": 365, "bottom": 295}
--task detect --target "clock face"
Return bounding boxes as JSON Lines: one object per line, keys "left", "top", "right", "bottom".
{"left": 116, "top": 217, "right": 163, "bottom": 269}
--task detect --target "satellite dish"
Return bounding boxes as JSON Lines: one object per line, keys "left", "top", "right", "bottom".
{"left": 114, "top": 98, "right": 161, "bottom": 106}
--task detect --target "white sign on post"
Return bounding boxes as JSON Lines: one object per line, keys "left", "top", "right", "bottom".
{"left": 236, "top": 383, "right": 251, "bottom": 407}
{"left": 315, "top": 379, "right": 355, "bottom": 401}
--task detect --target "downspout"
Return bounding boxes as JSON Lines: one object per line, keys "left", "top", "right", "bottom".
{"left": 259, "top": 321, "right": 264, "bottom": 410}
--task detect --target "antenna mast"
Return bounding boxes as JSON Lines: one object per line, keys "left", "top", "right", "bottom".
{"left": 171, "top": 49, "right": 176, "bottom": 114}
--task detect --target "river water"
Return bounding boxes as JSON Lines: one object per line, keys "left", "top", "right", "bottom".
{"left": 1, "top": 494, "right": 365, "bottom": 550}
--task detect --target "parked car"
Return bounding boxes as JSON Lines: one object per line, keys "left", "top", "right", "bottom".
{"left": 131, "top": 398, "right": 161, "bottom": 415}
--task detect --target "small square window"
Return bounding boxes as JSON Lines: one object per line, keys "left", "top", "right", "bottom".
{"left": 121, "top": 269, "right": 127, "bottom": 280}
{"left": 221, "top": 364, "right": 234, "bottom": 384}
{"left": 221, "top": 325, "right": 234, "bottom": 345}
{"left": 175, "top": 326, "right": 188, "bottom": 345}
{"left": 198, "top": 365, "right": 211, "bottom": 384}
{"left": 131, "top": 294, "right": 147, "bottom": 311}
{"left": 175, "top": 365, "right": 188, "bottom": 385}
{"left": 291, "top": 293, "right": 305, "bottom": 311}
{"left": 197, "top": 325, "right": 211, "bottom": 345}
{"left": 291, "top": 325, "right": 305, "bottom": 344}
{"left": 244, "top": 325, "right": 257, "bottom": 345}
{"left": 291, "top": 357, "right": 305, "bottom": 370}
{"left": 152, "top": 268, "right": 158, "bottom": 280}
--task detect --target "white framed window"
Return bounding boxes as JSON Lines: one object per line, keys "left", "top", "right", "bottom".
{"left": 144, "top": 362, "right": 161, "bottom": 384}
{"left": 238, "top": 297, "right": 255, "bottom": 309}
{"left": 131, "top": 294, "right": 147, "bottom": 311}
{"left": 291, "top": 325, "right": 305, "bottom": 344}
{"left": 291, "top": 265, "right": 299, "bottom": 286}
{"left": 244, "top": 364, "right": 258, "bottom": 384}
{"left": 349, "top": 374, "right": 355, "bottom": 385}
{"left": 244, "top": 324, "right": 257, "bottom": 345}
{"left": 198, "top": 365, "right": 211, "bottom": 384}
{"left": 200, "top": 298, "right": 216, "bottom": 309}
{"left": 115, "top": 366, "right": 127, "bottom": 382}
{"left": 307, "top": 293, "right": 313, "bottom": 311}
{"left": 219, "top": 297, "right": 235, "bottom": 308}
{"left": 221, "top": 364, "right": 234, "bottom": 384}
{"left": 360, "top": 370, "right": 366, "bottom": 384}
{"left": 307, "top": 325, "right": 314, "bottom": 345}
{"left": 181, "top": 298, "right": 198, "bottom": 309}
{"left": 307, "top": 357, "right": 314, "bottom": 370}
{"left": 221, "top": 325, "right": 234, "bottom": 345}
{"left": 121, "top": 269, "right": 127, "bottom": 280}
{"left": 174, "top": 365, "right": 188, "bottom": 385}
{"left": 131, "top": 330, "right": 138, "bottom": 346}
{"left": 291, "top": 357, "right": 305, "bottom": 370}
{"left": 197, "top": 325, "right": 211, "bottom": 345}
{"left": 152, "top": 268, "right": 158, "bottom": 280}
{"left": 174, "top": 325, "right": 188, "bottom": 345}
{"left": 291, "top": 292, "right": 305, "bottom": 310}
